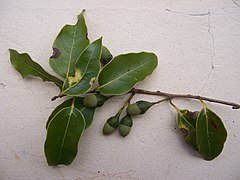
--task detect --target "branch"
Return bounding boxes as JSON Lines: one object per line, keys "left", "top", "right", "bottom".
{"left": 51, "top": 94, "right": 66, "bottom": 101}
{"left": 51, "top": 88, "right": 240, "bottom": 109}
{"left": 120, "top": 92, "right": 135, "bottom": 110}
{"left": 131, "top": 88, "right": 240, "bottom": 109}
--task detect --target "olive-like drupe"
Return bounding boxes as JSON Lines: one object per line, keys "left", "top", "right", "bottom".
{"left": 83, "top": 94, "right": 98, "bottom": 108}
{"left": 127, "top": 100, "right": 154, "bottom": 116}
{"left": 119, "top": 115, "right": 133, "bottom": 137}
{"left": 103, "top": 116, "right": 119, "bottom": 135}
{"left": 83, "top": 94, "right": 111, "bottom": 108}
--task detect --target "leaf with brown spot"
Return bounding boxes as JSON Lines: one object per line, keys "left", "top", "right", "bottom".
{"left": 196, "top": 101, "right": 227, "bottom": 160}
{"left": 49, "top": 10, "right": 89, "bottom": 78}
{"left": 50, "top": 48, "right": 61, "bottom": 59}
{"left": 175, "top": 109, "right": 199, "bottom": 151}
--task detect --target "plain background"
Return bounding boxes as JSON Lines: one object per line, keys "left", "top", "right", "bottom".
{"left": 1, "top": 0, "right": 240, "bottom": 179}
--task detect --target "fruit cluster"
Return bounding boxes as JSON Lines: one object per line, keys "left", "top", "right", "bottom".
{"left": 83, "top": 94, "right": 155, "bottom": 137}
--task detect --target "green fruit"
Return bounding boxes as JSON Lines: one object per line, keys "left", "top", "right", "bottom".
{"left": 126, "top": 103, "right": 141, "bottom": 115}
{"left": 119, "top": 115, "right": 133, "bottom": 137}
{"left": 103, "top": 122, "right": 115, "bottom": 135}
{"left": 83, "top": 94, "right": 98, "bottom": 108}
{"left": 83, "top": 94, "right": 111, "bottom": 108}
{"left": 100, "top": 46, "right": 113, "bottom": 66}
{"left": 127, "top": 101, "right": 154, "bottom": 116}
{"left": 119, "top": 125, "right": 131, "bottom": 137}
{"left": 103, "top": 116, "right": 119, "bottom": 135}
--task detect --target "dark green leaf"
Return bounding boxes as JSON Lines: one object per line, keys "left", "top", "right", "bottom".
{"left": 49, "top": 10, "right": 89, "bottom": 78}
{"left": 98, "top": 52, "right": 158, "bottom": 95}
{"left": 176, "top": 109, "right": 199, "bottom": 151}
{"left": 196, "top": 101, "right": 227, "bottom": 160}
{"left": 100, "top": 46, "right": 113, "bottom": 66}
{"left": 74, "top": 97, "right": 96, "bottom": 128}
{"left": 62, "top": 38, "right": 102, "bottom": 95}
{"left": 44, "top": 99, "right": 85, "bottom": 166}
{"left": 46, "top": 97, "right": 95, "bottom": 129}
{"left": 9, "top": 49, "right": 63, "bottom": 89}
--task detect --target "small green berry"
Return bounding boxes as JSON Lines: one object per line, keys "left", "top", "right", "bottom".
{"left": 126, "top": 103, "right": 141, "bottom": 116}
{"left": 127, "top": 101, "right": 154, "bottom": 116}
{"left": 119, "top": 125, "right": 131, "bottom": 137}
{"left": 103, "top": 122, "right": 115, "bottom": 135}
{"left": 119, "top": 115, "right": 133, "bottom": 137}
{"left": 83, "top": 94, "right": 111, "bottom": 108}
{"left": 83, "top": 94, "right": 98, "bottom": 108}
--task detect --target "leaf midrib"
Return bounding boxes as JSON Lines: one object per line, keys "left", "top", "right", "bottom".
{"left": 66, "top": 25, "right": 78, "bottom": 78}
{"left": 99, "top": 60, "right": 151, "bottom": 89}
{"left": 63, "top": 44, "right": 98, "bottom": 93}
{"left": 179, "top": 112, "right": 196, "bottom": 131}
{"left": 205, "top": 109, "right": 212, "bottom": 158}
{"left": 57, "top": 107, "right": 74, "bottom": 163}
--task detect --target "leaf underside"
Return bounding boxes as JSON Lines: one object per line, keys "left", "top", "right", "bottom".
{"left": 98, "top": 52, "right": 158, "bottom": 95}
{"left": 9, "top": 49, "right": 63, "bottom": 89}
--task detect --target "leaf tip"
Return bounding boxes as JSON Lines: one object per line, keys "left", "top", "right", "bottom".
{"left": 78, "top": 9, "right": 86, "bottom": 19}
{"left": 9, "top": 48, "right": 17, "bottom": 55}
{"left": 98, "top": 36, "right": 103, "bottom": 42}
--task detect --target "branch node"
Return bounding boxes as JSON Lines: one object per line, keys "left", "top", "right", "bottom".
{"left": 232, "top": 106, "right": 240, "bottom": 109}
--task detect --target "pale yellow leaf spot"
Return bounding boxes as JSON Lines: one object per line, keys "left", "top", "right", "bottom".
{"left": 90, "top": 77, "right": 96, "bottom": 86}
{"left": 68, "top": 69, "right": 82, "bottom": 86}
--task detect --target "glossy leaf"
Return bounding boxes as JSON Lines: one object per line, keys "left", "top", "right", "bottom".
{"left": 46, "top": 97, "right": 95, "bottom": 129}
{"left": 196, "top": 101, "right": 227, "bottom": 160}
{"left": 176, "top": 109, "right": 199, "bottom": 151}
{"left": 44, "top": 99, "right": 85, "bottom": 166}
{"left": 9, "top": 49, "right": 63, "bottom": 89}
{"left": 49, "top": 10, "right": 89, "bottom": 78}
{"left": 62, "top": 38, "right": 102, "bottom": 95}
{"left": 98, "top": 52, "right": 158, "bottom": 95}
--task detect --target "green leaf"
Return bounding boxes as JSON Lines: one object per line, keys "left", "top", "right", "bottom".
{"left": 9, "top": 49, "right": 63, "bottom": 89}
{"left": 100, "top": 46, "right": 113, "bottom": 66}
{"left": 49, "top": 10, "right": 89, "bottom": 78}
{"left": 176, "top": 109, "right": 199, "bottom": 151}
{"left": 196, "top": 101, "right": 227, "bottom": 160}
{"left": 74, "top": 98, "right": 96, "bottom": 128}
{"left": 44, "top": 98, "right": 85, "bottom": 166}
{"left": 62, "top": 37, "right": 102, "bottom": 96}
{"left": 46, "top": 97, "right": 95, "bottom": 129}
{"left": 98, "top": 52, "right": 158, "bottom": 95}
